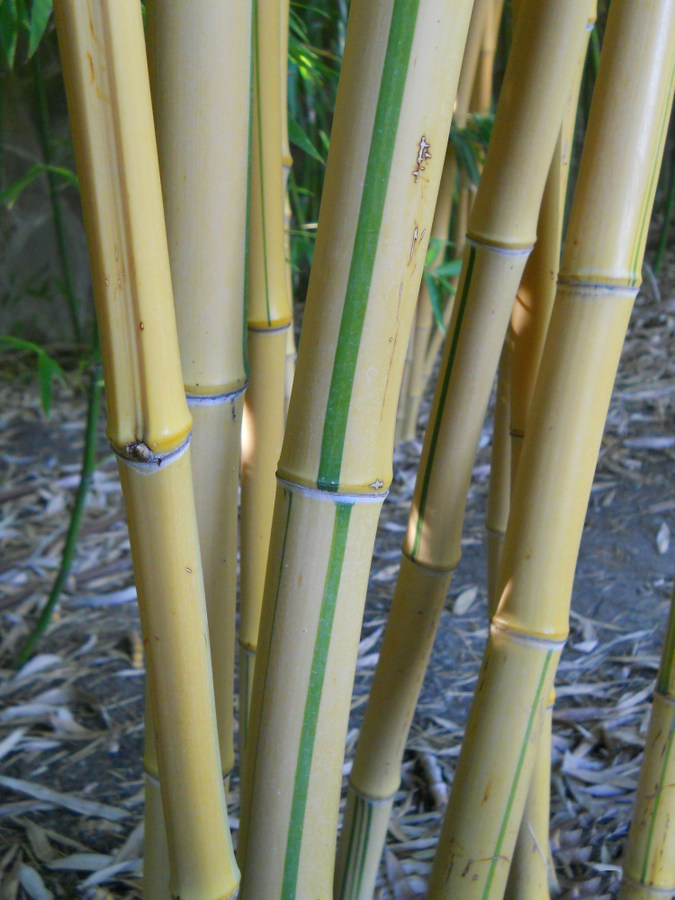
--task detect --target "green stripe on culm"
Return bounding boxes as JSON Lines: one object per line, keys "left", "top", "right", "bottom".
{"left": 252, "top": 0, "right": 271, "bottom": 325}
{"left": 412, "top": 245, "right": 476, "bottom": 557}
{"left": 481, "top": 649, "right": 553, "bottom": 900}
{"left": 282, "top": 503, "right": 353, "bottom": 896}
{"left": 354, "top": 796, "right": 373, "bottom": 898}
{"left": 640, "top": 708, "right": 675, "bottom": 883}
{"left": 317, "top": 0, "right": 421, "bottom": 490}
{"left": 631, "top": 61, "right": 675, "bottom": 284}
{"left": 339, "top": 793, "right": 361, "bottom": 899}
{"left": 340, "top": 792, "right": 372, "bottom": 900}
{"left": 244, "top": 488, "right": 293, "bottom": 818}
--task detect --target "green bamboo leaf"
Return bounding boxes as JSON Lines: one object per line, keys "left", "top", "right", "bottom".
{"left": 434, "top": 258, "right": 462, "bottom": 279}
{"left": 424, "top": 271, "right": 446, "bottom": 335}
{"left": 1, "top": 162, "right": 79, "bottom": 209}
{"left": 288, "top": 115, "right": 325, "bottom": 165}
{"left": 0, "top": 0, "right": 19, "bottom": 69}
{"left": 27, "top": 0, "right": 52, "bottom": 59}
{"left": 0, "top": 335, "right": 64, "bottom": 417}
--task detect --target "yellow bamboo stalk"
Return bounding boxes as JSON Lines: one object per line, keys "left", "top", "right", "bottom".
{"left": 427, "top": 1, "right": 675, "bottom": 895}
{"left": 400, "top": 0, "right": 491, "bottom": 443}
{"left": 398, "top": 142, "right": 457, "bottom": 445}
{"left": 472, "top": 0, "right": 506, "bottom": 114}
{"left": 143, "top": 700, "right": 170, "bottom": 899}
{"left": 504, "top": 695, "right": 555, "bottom": 900}
{"left": 486, "top": 339, "right": 512, "bottom": 614}
{"left": 618, "top": 584, "right": 675, "bottom": 898}
{"left": 337, "top": 4, "right": 593, "bottom": 895}
{"left": 237, "top": 2, "right": 475, "bottom": 896}
{"left": 239, "top": 0, "right": 294, "bottom": 746}
{"left": 146, "top": 0, "right": 251, "bottom": 795}
{"left": 52, "top": 3, "right": 239, "bottom": 897}
{"left": 422, "top": 177, "right": 470, "bottom": 389}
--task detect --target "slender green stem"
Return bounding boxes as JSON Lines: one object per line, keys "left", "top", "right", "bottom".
{"left": 32, "top": 49, "right": 83, "bottom": 345}
{"left": 16, "top": 359, "right": 103, "bottom": 665}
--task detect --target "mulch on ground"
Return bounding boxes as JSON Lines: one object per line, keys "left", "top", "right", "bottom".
{"left": 0, "top": 249, "right": 674, "bottom": 898}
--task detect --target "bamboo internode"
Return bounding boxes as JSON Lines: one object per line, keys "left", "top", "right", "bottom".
{"left": 53, "top": 2, "right": 239, "bottom": 897}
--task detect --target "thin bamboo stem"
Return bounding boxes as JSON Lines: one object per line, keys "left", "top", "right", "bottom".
{"left": 239, "top": 0, "right": 293, "bottom": 745}
{"left": 32, "top": 50, "right": 83, "bottom": 345}
{"left": 427, "top": 1, "right": 675, "bottom": 895}
{"left": 397, "top": 143, "right": 455, "bottom": 444}
{"left": 17, "top": 359, "right": 102, "bottom": 664}
{"left": 618, "top": 584, "right": 675, "bottom": 898}
{"left": 337, "top": 4, "right": 593, "bottom": 893}
{"left": 238, "top": 2, "right": 475, "bottom": 896}
{"left": 486, "top": 340, "right": 511, "bottom": 615}
{"left": 400, "top": 0, "right": 491, "bottom": 442}
{"left": 53, "top": 4, "right": 239, "bottom": 897}
{"left": 471, "top": 0, "right": 505, "bottom": 115}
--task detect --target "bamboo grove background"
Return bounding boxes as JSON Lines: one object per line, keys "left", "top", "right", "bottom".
{"left": 0, "top": 1, "right": 674, "bottom": 898}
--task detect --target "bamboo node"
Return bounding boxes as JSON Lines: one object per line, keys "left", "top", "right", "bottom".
{"left": 186, "top": 382, "right": 248, "bottom": 406}
{"left": 491, "top": 621, "right": 567, "bottom": 651}
{"left": 276, "top": 474, "right": 389, "bottom": 503}
{"left": 114, "top": 434, "right": 191, "bottom": 472}
{"left": 466, "top": 234, "right": 533, "bottom": 255}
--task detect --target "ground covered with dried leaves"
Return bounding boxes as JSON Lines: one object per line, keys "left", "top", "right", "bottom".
{"left": 1, "top": 253, "right": 674, "bottom": 899}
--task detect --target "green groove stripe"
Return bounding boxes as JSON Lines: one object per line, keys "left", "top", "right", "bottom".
{"left": 481, "top": 649, "right": 554, "bottom": 900}
{"left": 240, "top": 649, "right": 252, "bottom": 750}
{"left": 630, "top": 60, "right": 675, "bottom": 285}
{"left": 412, "top": 245, "right": 476, "bottom": 557}
{"left": 340, "top": 793, "right": 373, "bottom": 899}
{"left": 317, "top": 0, "right": 421, "bottom": 491}
{"left": 282, "top": 503, "right": 353, "bottom": 896}
{"left": 339, "top": 793, "right": 361, "bottom": 899}
{"left": 245, "top": 488, "right": 293, "bottom": 814}
{"left": 640, "top": 707, "right": 675, "bottom": 883}
{"left": 354, "top": 797, "right": 373, "bottom": 898}
{"left": 252, "top": 0, "right": 271, "bottom": 326}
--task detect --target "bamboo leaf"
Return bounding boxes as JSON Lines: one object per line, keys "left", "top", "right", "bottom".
{"left": 424, "top": 271, "right": 446, "bottom": 335}
{"left": 0, "top": 335, "right": 64, "bottom": 417}
{"left": 26, "top": 0, "right": 52, "bottom": 59}
{"left": 288, "top": 115, "right": 325, "bottom": 165}
{"left": 1, "top": 163, "right": 79, "bottom": 209}
{"left": 0, "top": 0, "right": 19, "bottom": 68}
